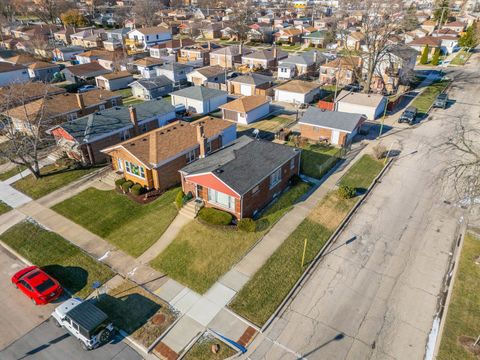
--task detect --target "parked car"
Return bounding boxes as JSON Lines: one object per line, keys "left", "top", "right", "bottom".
{"left": 52, "top": 298, "right": 115, "bottom": 350}
{"left": 398, "top": 106, "right": 417, "bottom": 124}
{"left": 11, "top": 266, "right": 63, "bottom": 305}
{"left": 433, "top": 93, "right": 448, "bottom": 109}
{"left": 78, "top": 84, "right": 97, "bottom": 93}
{"left": 343, "top": 83, "right": 363, "bottom": 92}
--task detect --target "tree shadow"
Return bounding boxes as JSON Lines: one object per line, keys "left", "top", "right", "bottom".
{"left": 41, "top": 265, "right": 88, "bottom": 295}
{"left": 302, "top": 333, "right": 345, "bottom": 358}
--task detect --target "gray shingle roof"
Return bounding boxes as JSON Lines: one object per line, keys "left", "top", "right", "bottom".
{"left": 299, "top": 107, "right": 364, "bottom": 133}
{"left": 157, "top": 62, "right": 193, "bottom": 72}
{"left": 279, "top": 50, "right": 326, "bottom": 66}
{"left": 59, "top": 99, "right": 174, "bottom": 143}
{"left": 170, "top": 86, "right": 227, "bottom": 101}
{"left": 181, "top": 136, "right": 300, "bottom": 195}
{"left": 129, "top": 76, "right": 172, "bottom": 90}
{"left": 229, "top": 73, "right": 272, "bottom": 85}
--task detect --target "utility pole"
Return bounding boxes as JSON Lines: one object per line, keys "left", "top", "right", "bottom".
{"left": 438, "top": 6, "right": 447, "bottom": 28}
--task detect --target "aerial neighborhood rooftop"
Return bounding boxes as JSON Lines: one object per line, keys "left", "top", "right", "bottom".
{"left": 0, "top": 0, "right": 479, "bottom": 359}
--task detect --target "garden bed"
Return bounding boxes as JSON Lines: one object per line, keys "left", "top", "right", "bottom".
{"left": 182, "top": 333, "right": 236, "bottom": 360}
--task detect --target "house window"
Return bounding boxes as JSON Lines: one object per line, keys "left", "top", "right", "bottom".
{"left": 111, "top": 99, "right": 117, "bottom": 106}
{"left": 252, "top": 185, "right": 259, "bottom": 194}
{"left": 208, "top": 189, "right": 235, "bottom": 211}
{"left": 186, "top": 149, "right": 196, "bottom": 163}
{"left": 269, "top": 168, "right": 282, "bottom": 189}
{"left": 146, "top": 35, "right": 150, "bottom": 41}
{"left": 290, "top": 158, "right": 295, "bottom": 170}
{"left": 125, "top": 161, "right": 145, "bottom": 178}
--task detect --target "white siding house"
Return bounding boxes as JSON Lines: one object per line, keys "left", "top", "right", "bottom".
{"left": 0, "top": 62, "right": 30, "bottom": 87}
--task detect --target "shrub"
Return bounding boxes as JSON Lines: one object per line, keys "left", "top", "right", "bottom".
{"left": 338, "top": 185, "right": 356, "bottom": 199}
{"left": 121, "top": 181, "right": 133, "bottom": 193}
{"left": 175, "top": 190, "right": 184, "bottom": 209}
{"left": 420, "top": 44, "right": 429, "bottom": 64}
{"left": 131, "top": 184, "right": 145, "bottom": 196}
{"left": 290, "top": 174, "right": 302, "bottom": 186}
{"left": 238, "top": 218, "right": 256, "bottom": 232}
{"left": 198, "top": 207, "right": 233, "bottom": 226}
{"left": 431, "top": 48, "right": 440, "bottom": 66}
{"left": 372, "top": 144, "right": 387, "bottom": 160}
{"left": 115, "top": 178, "right": 127, "bottom": 188}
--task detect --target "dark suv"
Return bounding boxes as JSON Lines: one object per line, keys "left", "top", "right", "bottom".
{"left": 433, "top": 93, "right": 448, "bottom": 109}
{"left": 398, "top": 106, "right": 417, "bottom": 124}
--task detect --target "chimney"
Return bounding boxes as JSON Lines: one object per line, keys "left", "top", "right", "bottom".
{"left": 196, "top": 124, "right": 207, "bottom": 158}
{"left": 129, "top": 106, "right": 139, "bottom": 136}
{"left": 207, "top": 41, "right": 211, "bottom": 50}
{"left": 239, "top": 42, "right": 243, "bottom": 54}
{"left": 180, "top": 37, "right": 183, "bottom": 48}
{"left": 175, "top": 50, "right": 179, "bottom": 62}
{"left": 313, "top": 50, "right": 318, "bottom": 63}
{"left": 76, "top": 93, "right": 85, "bottom": 115}
{"left": 273, "top": 44, "right": 277, "bottom": 59}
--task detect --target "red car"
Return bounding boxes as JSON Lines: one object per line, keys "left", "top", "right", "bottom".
{"left": 11, "top": 266, "right": 63, "bottom": 305}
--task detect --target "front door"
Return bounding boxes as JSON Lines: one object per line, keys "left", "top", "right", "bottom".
{"left": 195, "top": 184, "right": 203, "bottom": 199}
{"left": 331, "top": 130, "right": 340, "bottom": 145}
{"left": 117, "top": 159, "right": 123, "bottom": 171}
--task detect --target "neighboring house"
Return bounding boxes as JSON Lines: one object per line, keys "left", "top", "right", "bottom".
{"left": 155, "top": 62, "right": 193, "bottom": 85}
{"left": 209, "top": 45, "right": 251, "bottom": 68}
{"left": 0, "top": 82, "right": 66, "bottom": 109}
{"left": 247, "top": 25, "right": 274, "bottom": 43}
{"left": 278, "top": 50, "right": 326, "bottom": 80}
{"left": 0, "top": 62, "right": 29, "bottom": 86}
{"left": 170, "top": 86, "right": 228, "bottom": 114}
{"left": 343, "top": 31, "right": 365, "bottom": 50}
{"left": 302, "top": 30, "right": 329, "bottom": 47}
{"left": 62, "top": 63, "right": 112, "bottom": 84}
{"left": 420, "top": 20, "right": 437, "bottom": 34}
{"left": 178, "top": 42, "right": 222, "bottom": 67}
{"left": 5, "top": 54, "right": 36, "bottom": 66}
{"left": 407, "top": 36, "right": 442, "bottom": 56}
{"left": 319, "top": 56, "right": 362, "bottom": 86}
{"left": 49, "top": 99, "right": 176, "bottom": 165}
{"left": 275, "top": 28, "right": 303, "bottom": 43}
{"left": 336, "top": 91, "right": 387, "bottom": 120}
{"left": 149, "top": 38, "right": 195, "bottom": 58}
{"left": 299, "top": 107, "right": 366, "bottom": 146}
{"left": 219, "top": 95, "right": 270, "bottom": 125}
{"left": 27, "top": 62, "right": 61, "bottom": 82}
{"left": 198, "top": 22, "right": 222, "bottom": 40}
{"left": 241, "top": 48, "right": 288, "bottom": 70}
{"left": 129, "top": 76, "right": 174, "bottom": 100}
{"left": 180, "top": 135, "right": 301, "bottom": 219}
{"left": 274, "top": 80, "right": 321, "bottom": 104}
{"left": 95, "top": 71, "right": 134, "bottom": 91}
{"left": 5, "top": 90, "right": 122, "bottom": 132}
{"left": 227, "top": 73, "right": 273, "bottom": 96}
{"left": 442, "top": 21, "right": 466, "bottom": 33}
{"left": 187, "top": 65, "right": 226, "bottom": 86}
{"left": 101, "top": 117, "right": 236, "bottom": 190}
{"left": 53, "top": 46, "right": 85, "bottom": 61}
{"left": 104, "top": 28, "right": 129, "bottom": 51}
{"left": 438, "top": 36, "right": 460, "bottom": 54}
{"left": 132, "top": 57, "right": 165, "bottom": 79}
{"left": 70, "top": 28, "right": 106, "bottom": 48}
{"left": 126, "top": 26, "right": 172, "bottom": 51}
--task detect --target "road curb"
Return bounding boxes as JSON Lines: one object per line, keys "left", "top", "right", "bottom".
{"left": 0, "top": 239, "right": 33, "bottom": 267}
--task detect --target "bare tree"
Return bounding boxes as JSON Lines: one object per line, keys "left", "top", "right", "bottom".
{"left": 227, "top": 3, "right": 254, "bottom": 43}
{"left": 133, "top": 0, "right": 162, "bottom": 27}
{"left": 33, "top": 0, "right": 69, "bottom": 24}
{"left": 0, "top": 83, "right": 58, "bottom": 179}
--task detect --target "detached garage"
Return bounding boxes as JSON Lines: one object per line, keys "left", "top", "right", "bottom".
{"left": 170, "top": 86, "right": 228, "bottom": 115}
{"left": 219, "top": 95, "right": 270, "bottom": 125}
{"left": 299, "top": 107, "right": 366, "bottom": 146}
{"left": 336, "top": 91, "right": 387, "bottom": 120}
{"left": 95, "top": 71, "right": 134, "bottom": 91}
{"left": 274, "top": 80, "right": 320, "bottom": 104}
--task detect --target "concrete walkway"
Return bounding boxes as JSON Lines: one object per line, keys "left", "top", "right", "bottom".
{"left": 4, "top": 158, "right": 54, "bottom": 185}
{"left": 0, "top": 181, "right": 32, "bottom": 208}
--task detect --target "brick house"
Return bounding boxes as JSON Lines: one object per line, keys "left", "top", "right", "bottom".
{"left": 186, "top": 65, "right": 226, "bottom": 86}
{"left": 209, "top": 45, "right": 251, "bottom": 68}
{"left": 319, "top": 56, "right": 362, "bottom": 86}
{"left": 62, "top": 63, "right": 112, "bottom": 84}
{"left": 180, "top": 136, "right": 301, "bottom": 219}
{"left": 219, "top": 95, "right": 270, "bottom": 125}
{"left": 227, "top": 74, "right": 273, "bottom": 97}
{"left": 299, "top": 107, "right": 366, "bottom": 146}
{"left": 241, "top": 48, "right": 288, "bottom": 70}
{"left": 49, "top": 99, "right": 175, "bottom": 165}
{"left": 101, "top": 117, "right": 236, "bottom": 190}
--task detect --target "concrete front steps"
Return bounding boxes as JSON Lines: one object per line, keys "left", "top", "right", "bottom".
{"left": 179, "top": 201, "right": 198, "bottom": 219}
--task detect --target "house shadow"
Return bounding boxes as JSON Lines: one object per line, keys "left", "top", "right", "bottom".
{"left": 357, "top": 122, "right": 393, "bottom": 141}
{"left": 237, "top": 127, "right": 275, "bottom": 141}
{"left": 42, "top": 265, "right": 88, "bottom": 295}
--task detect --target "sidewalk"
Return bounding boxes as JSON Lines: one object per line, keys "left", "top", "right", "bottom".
{"left": 0, "top": 181, "right": 32, "bottom": 208}
{"left": 4, "top": 158, "right": 53, "bottom": 185}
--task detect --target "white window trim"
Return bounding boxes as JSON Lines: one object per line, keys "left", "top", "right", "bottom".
{"left": 125, "top": 160, "right": 145, "bottom": 179}
{"left": 269, "top": 168, "right": 282, "bottom": 189}
{"left": 207, "top": 188, "right": 236, "bottom": 211}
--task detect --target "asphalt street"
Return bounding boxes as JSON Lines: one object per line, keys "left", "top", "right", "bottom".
{"left": 245, "top": 54, "right": 480, "bottom": 360}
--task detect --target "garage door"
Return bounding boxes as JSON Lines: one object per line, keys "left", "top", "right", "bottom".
{"left": 241, "top": 84, "right": 253, "bottom": 96}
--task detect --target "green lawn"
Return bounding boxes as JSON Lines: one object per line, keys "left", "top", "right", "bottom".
{"left": 12, "top": 164, "right": 99, "bottom": 199}
{"left": 114, "top": 88, "right": 133, "bottom": 98}
{"left": 150, "top": 181, "right": 312, "bottom": 294}
{"left": 230, "top": 155, "right": 384, "bottom": 325}
{"left": 0, "top": 165, "right": 27, "bottom": 181}
{"left": 437, "top": 232, "right": 480, "bottom": 360}
{"left": 339, "top": 154, "right": 385, "bottom": 190}
{"left": 0, "top": 201, "right": 11, "bottom": 215}
{"left": 114, "top": 88, "right": 145, "bottom": 106}
{"left": 53, "top": 187, "right": 179, "bottom": 257}
{"left": 183, "top": 334, "right": 236, "bottom": 360}
{"left": 0, "top": 221, "right": 114, "bottom": 298}
{"left": 280, "top": 44, "right": 302, "bottom": 52}
{"left": 238, "top": 115, "right": 292, "bottom": 133}
{"left": 450, "top": 49, "right": 472, "bottom": 66}
{"left": 410, "top": 80, "right": 450, "bottom": 117}
{"left": 294, "top": 143, "right": 342, "bottom": 179}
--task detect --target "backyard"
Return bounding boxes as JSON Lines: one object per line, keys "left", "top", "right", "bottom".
{"left": 114, "top": 88, "right": 144, "bottom": 106}
{"left": 410, "top": 80, "right": 450, "bottom": 117}
{"left": 96, "top": 279, "right": 176, "bottom": 348}
{"left": 150, "top": 181, "right": 312, "bottom": 294}
{"left": 52, "top": 187, "right": 179, "bottom": 257}
{"left": 12, "top": 163, "right": 100, "bottom": 199}
{"left": 291, "top": 142, "right": 343, "bottom": 179}
{"left": 237, "top": 115, "right": 293, "bottom": 139}
{"left": 0, "top": 220, "right": 114, "bottom": 298}
{"left": 437, "top": 231, "right": 480, "bottom": 360}
{"left": 229, "top": 155, "right": 384, "bottom": 325}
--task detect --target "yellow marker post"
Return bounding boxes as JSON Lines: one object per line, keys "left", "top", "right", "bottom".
{"left": 301, "top": 238, "right": 308, "bottom": 268}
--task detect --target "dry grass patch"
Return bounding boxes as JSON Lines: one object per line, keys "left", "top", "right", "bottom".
{"left": 309, "top": 191, "right": 356, "bottom": 231}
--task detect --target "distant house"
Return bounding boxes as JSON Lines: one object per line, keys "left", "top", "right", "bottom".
{"left": 420, "top": 20, "right": 437, "bottom": 34}
{"left": 187, "top": 65, "right": 226, "bottom": 86}
{"left": 101, "top": 117, "right": 236, "bottom": 190}
{"left": 49, "top": 99, "right": 176, "bottom": 165}
{"left": 170, "top": 86, "right": 228, "bottom": 114}
{"left": 407, "top": 36, "right": 442, "bottom": 56}
{"left": 149, "top": 38, "right": 195, "bottom": 59}
{"left": 319, "top": 56, "right": 362, "bottom": 86}
{"left": 0, "top": 83, "right": 65, "bottom": 109}
{"left": 132, "top": 57, "right": 164, "bottom": 79}
{"left": 180, "top": 136, "right": 301, "bottom": 219}
{"left": 241, "top": 48, "right": 288, "bottom": 70}
{"left": 278, "top": 50, "right": 326, "bottom": 80}
{"left": 27, "top": 62, "right": 61, "bottom": 82}
{"left": 442, "top": 21, "right": 466, "bottom": 33}
{"left": 179, "top": 42, "right": 222, "bottom": 67}
{"left": 219, "top": 95, "right": 270, "bottom": 125}
{"left": 62, "top": 63, "right": 111, "bottom": 84}
{"left": 303, "top": 30, "right": 330, "bottom": 47}
{"left": 104, "top": 28, "right": 129, "bottom": 51}
{"left": 275, "top": 28, "right": 302, "bottom": 43}
{"left": 129, "top": 76, "right": 174, "bottom": 100}
{"left": 53, "top": 46, "right": 85, "bottom": 61}
{"left": 0, "top": 62, "right": 29, "bottom": 86}
{"left": 126, "top": 26, "right": 172, "bottom": 51}
{"left": 299, "top": 107, "right": 366, "bottom": 146}
{"left": 227, "top": 73, "right": 273, "bottom": 96}
{"left": 70, "top": 28, "right": 106, "bottom": 48}
{"left": 209, "top": 45, "right": 251, "bottom": 68}
{"left": 95, "top": 71, "right": 134, "bottom": 91}
{"left": 336, "top": 91, "right": 387, "bottom": 120}
{"left": 274, "top": 80, "right": 320, "bottom": 104}
{"left": 155, "top": 62, "right": 193, "bottom": 86}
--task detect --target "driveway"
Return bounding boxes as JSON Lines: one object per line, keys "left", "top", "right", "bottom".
{"left": 0, "top": 318, "right": 142, "bottom": 360}
{"left": 0, "top": 246, "right": 56, "bottom": 349}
